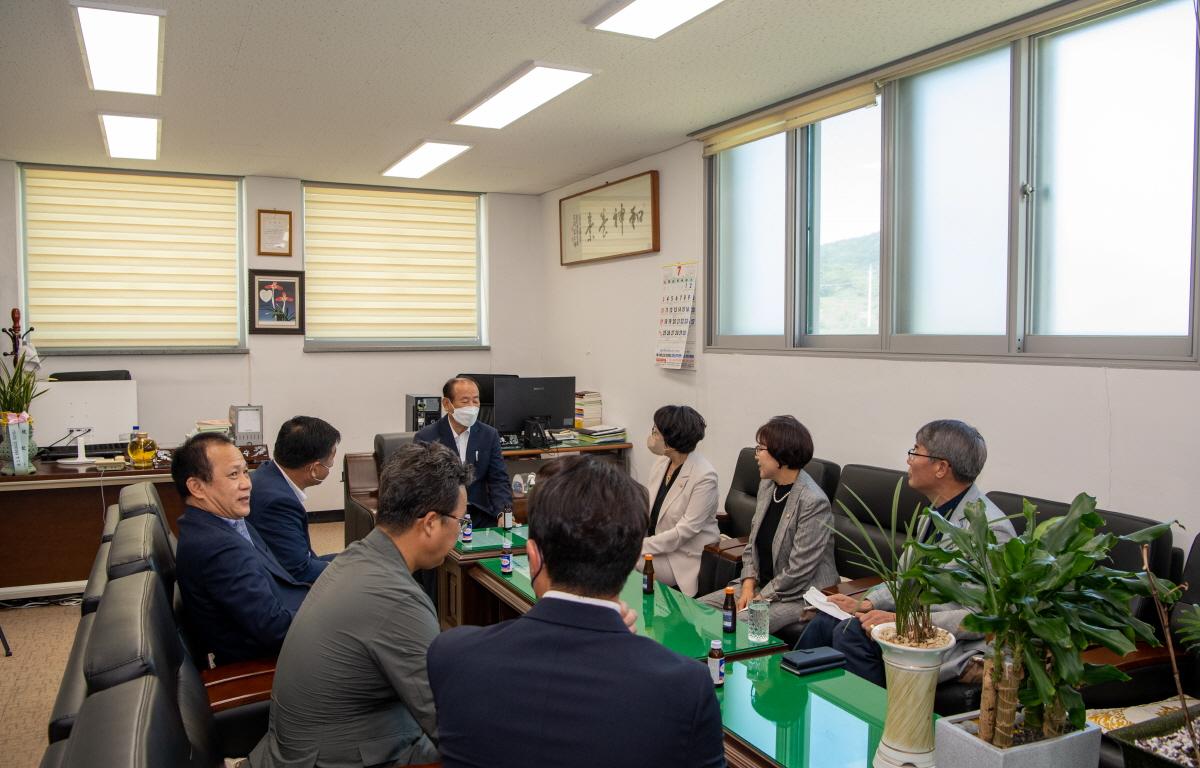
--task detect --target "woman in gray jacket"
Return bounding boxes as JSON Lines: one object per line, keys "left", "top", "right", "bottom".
{"left": 700, "top": 415, "right": 838, "bottom": 633}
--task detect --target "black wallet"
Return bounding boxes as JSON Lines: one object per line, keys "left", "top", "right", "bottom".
{"left": 780, "top": 646, "right": 846, "bottom": 676}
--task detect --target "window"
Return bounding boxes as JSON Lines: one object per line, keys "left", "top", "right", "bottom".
{"left": 22, "top": 167, "right": 240, "bottom": 351}
{"left": 302, "top": 184, "right": 482, "bottom": 349}
{"left": 708, "top": 0, "right": 1199, "bottom": 364}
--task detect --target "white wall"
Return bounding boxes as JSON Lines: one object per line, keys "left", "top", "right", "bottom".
{"left": 538, "top": 141, "right": 1200, "bottom": 542}
{"left": 0, "top": 166, "right": 543, "bottom": 511}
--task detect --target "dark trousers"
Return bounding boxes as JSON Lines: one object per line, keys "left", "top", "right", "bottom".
{"left": 796, "top": 612, "right": 885, "bottom": 687}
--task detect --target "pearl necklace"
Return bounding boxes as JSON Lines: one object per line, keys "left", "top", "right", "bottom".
{"left": 772, "top": 485, "right": 792, "bottom": 504}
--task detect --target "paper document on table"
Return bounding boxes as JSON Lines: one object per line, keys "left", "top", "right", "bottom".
{"left": 804, "top": 587, "right": 853, "bottom": 621}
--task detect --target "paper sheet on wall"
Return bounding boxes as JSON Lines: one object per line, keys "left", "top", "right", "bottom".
{"left": 655, "top": 262, "right": 697, "bottom": 370}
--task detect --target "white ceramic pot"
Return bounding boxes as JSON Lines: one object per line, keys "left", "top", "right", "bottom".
{"left": 871, "top": 622, "right": 956, "bottom": 768}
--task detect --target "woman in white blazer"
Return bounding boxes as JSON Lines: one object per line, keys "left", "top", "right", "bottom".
{"left": 640, "top": 405, "right": 720, "bottom": 596}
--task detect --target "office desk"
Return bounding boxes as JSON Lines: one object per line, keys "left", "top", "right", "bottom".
{"left": 437, "top": 527, "right": 528, "bottom": 629}
{"left": 468, "top": 555, "right": 786, "bottom": 661}
{"left": 719, "top": 654, "right": 888, "bottom": 768}
{"left": 0, "top": 462, "right": 183, "bottom": 596}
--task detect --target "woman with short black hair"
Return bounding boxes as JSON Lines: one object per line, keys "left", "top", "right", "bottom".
{"left": 699, "top": 415, "right": 838, "bottom": 633}
{"left": 640, "top": 405, "right": 720, "bottom": 596}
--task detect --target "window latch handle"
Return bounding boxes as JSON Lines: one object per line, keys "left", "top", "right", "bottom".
{"left": 1020, "top": 182, "right": 1035, "bottom": 199}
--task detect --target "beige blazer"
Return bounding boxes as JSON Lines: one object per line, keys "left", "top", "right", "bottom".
{"left": 642, "top": 452, "right": 720, "bottom": 596}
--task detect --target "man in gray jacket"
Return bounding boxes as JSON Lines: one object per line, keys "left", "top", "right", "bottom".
{"left": 797, "top": 419, "right": 1016, "bottom": 685}
{"left": 250, "top": 442, "right": 468, "bottom": 768}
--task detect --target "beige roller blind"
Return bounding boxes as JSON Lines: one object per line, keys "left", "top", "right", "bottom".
{"left": 23, "top": 167, "right": 240, "bottom": 349}
{"left": 702, "top": 82, "right": 879, "bottom": 156}
{"left": 303, "top": 184, "right": 480, "bottom": 343}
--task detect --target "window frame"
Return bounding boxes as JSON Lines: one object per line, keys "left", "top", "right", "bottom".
{"left": 705, "top": 0, "right": 1200, "bottom": 368}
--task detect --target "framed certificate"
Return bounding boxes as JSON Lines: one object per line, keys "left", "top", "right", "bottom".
{"left": 257, "top": 209, "right": 292, "bottom": 256}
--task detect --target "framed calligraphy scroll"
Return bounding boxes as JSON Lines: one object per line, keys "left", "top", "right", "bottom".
{"left": 559, "top": 170, "right": 659, "bottom": 265}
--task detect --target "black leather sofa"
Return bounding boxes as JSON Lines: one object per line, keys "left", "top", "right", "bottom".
{"left": 343, "top": 432, "right": 415, "bottom": 546}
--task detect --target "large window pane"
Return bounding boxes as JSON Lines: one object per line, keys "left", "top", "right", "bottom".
{"left": 717, "top": 133, "right": 786, "bottom": 336}
{"left": 895, "top": 47, "right": 1011, "bottom": 335}
{"left": 1032, "top": 0, "right": 1195, "bottom": 336}
{"left": 808, "top": 106, "right": 881, "bottom": 335}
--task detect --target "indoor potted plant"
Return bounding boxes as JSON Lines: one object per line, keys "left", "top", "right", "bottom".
{"left": 0, "top": 350, "right": 45, "bottom": 474}
{"left": 834, "top": 479, "right": 955, "bottom": 768}
{"left": 923, "top": 493, "right": 1174, "bottom": 768}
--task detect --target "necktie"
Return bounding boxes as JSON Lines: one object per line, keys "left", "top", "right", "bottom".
{"left": 233, "top": 519, "right": 254, "bottom": 548}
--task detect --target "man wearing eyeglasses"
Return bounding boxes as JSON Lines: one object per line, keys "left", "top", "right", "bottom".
{"left": 796, "top": 419, "right": 1016, "bottom": 686}
{"left": 248, "top": 416, "right": 341, "bottom": 583}
{"left": 252, "top": 441, "right": 467, "bottom": 768}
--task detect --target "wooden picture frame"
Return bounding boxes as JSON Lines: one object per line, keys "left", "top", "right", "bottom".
{"left": 559, "top": 170, "right": 659, "bottom": 265}
{"left": 257, "top": 209, "right": 292, "bottom": 256}
{"left": 248, "top": 269, "right": 304, "bottom": 334}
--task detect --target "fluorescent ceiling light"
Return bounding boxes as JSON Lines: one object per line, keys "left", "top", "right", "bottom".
{"left": 594, "top": 0, "right": 726, "bottom": 39}
{"left": 74, "top": 4, "right": 163, "bottom": 95}
{"left": 383, "top": 141, "right": 471, "bottom": 178}
{"left": 99, "top": 114, "right": 160, "bottom": 160}
{"left": 454, "top": 64, "right": 591, "bottom": 129}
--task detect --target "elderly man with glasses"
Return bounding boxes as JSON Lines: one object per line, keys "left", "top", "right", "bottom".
{"left": 252, "top": 441, "right": 468, "bottom": 768}
{"left": 248, "top": 416, "right": 341, "bottom": 583}
{"left": 795, "top": 419, "right": 1016, "bottom": 686}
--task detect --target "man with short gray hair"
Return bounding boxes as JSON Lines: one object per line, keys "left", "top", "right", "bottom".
{"left": 796, "top": 419, "right": 1015, "bottom": 685}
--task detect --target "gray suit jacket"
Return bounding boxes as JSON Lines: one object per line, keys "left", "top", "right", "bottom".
{"left": 250, "top": 528, "right": 439, "bottom": 768}
{"left": 739, "top": 471, "right": 839, "bottom": 603}
{"left": 865, "top": 483, "right": 1017, "bottom": 681}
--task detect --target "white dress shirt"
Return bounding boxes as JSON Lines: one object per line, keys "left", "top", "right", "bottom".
{"left": 453, "top": 424, "right": 471, "bottom": 464}
{"left": 542, "top": 589, "right": 622, "bottom": 615}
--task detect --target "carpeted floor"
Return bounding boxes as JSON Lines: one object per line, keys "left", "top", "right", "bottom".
{"left": 0, "top": 521, "right": 344, "bottom": 768}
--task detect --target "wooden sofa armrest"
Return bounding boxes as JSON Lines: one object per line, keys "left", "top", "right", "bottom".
{"left": 200, "top": 658, "right": 277, "bottom": 713}
{"left": 1081, "top": 642, "right": 1174, "bottom": 672}
{"left": 822, "top": 575, "right": 883, "bottom": 597}
{"left": 704, "top": 537, "right": 748, "bottom": 565}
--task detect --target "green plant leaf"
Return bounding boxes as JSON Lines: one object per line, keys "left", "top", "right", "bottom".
{"left": 1080, "top": 663, "right": 1130, "bottom": 686}
{"left": 1075, "top": 621, "right": 1136, "bottom": 655}
{"left": 1118, "top": 522, "right": 1175, "bottom": 545}
{"left": 1023, "top": 645, "right": 1056, "bottom": 704}
{"left": 1058, "top": 685, "right": 1086, "bottom": 730}
{"left": 1028, "top": 617, "right": 1072, "bottom": 648}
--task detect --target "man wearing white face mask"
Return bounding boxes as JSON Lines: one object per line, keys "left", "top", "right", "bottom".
{"left": 414, "top": 376, "right": 512, "bottom": 527}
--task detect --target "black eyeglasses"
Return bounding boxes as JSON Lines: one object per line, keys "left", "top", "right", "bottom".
{"left": 906, "top": 449, "right": 947, "bottom": 462}
{"left": 441, "top": 513, "right": 470, "bottom": 531}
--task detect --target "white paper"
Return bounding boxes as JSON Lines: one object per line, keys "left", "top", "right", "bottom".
{"left": 804, "top": 586, "right": 853, "bottom": 621}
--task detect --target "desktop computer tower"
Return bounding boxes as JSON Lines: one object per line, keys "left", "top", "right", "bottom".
{"left": 405, "top": 395, "right": 442, "bottom": 432}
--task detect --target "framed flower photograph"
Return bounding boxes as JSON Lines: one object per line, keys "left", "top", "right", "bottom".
{"left": 249, "top": 269, "right": 304, "bottom": 334}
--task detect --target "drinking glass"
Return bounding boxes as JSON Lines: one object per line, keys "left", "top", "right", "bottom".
{"left": 747, "top": 598, "right": 770, "bottom": 643}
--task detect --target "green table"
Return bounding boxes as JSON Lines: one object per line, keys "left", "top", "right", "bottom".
{"left": 453, "top": 525, "right": 527, "bottom": 554}
{"left": 439, "top": 526, "right": 529, "bottom": 629}
{"left": 473, "top": 555, "right": 786, "bottom": 660}
{"left": 719, "top": 654, "right": 888, "bottom": 768}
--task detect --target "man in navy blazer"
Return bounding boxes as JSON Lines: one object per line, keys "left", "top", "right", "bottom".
{"left": 248, "top": 416, "right": 340, "bottom": 584}
{"left": 427, "top": 456, "right": 725, "bottom": 768}
{"left": 174, "top": 432, "right": 309, "bottom": 666}
{"left": 414, "top": 376, "right": 511, "bottom": 528}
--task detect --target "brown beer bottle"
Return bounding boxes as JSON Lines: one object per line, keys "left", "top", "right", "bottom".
{"left": 722, "top": 586, "right": 736, "bottom": 633}
{"left": 642, "top": 554, "right": 655, "bottom": 594}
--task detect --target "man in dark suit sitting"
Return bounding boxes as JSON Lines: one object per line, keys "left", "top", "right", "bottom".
{"left": 414, "top": 376, "right": 511, "bottom": 527}
{"left": 427, "top": 455, "right": 726, "bottom": 768}
{"left": 247, "top": 415, "right": 341, "bottom": 583}
{"left": 174, "top": 432, "right": 309, "bottom": 666}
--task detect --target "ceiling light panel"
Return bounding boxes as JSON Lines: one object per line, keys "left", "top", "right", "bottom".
{"left": 454, "top": 64, "right": 592, "bottom": 129}
{"left": 74, "top": 4, "right": 163, "bottom": 95}
{"left": 100, "top": 114, "right": 160, "bottom": 159}
{"left": 594, "top": 0, "right": 726, "bottom": 39}
{"left": 382, "top": 142, "right": 471, "bottom": 178}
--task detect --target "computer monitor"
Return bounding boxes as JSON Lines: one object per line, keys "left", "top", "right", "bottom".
{"left": 493, "top": 376, "right": 576, "bottom": 436}
{"left": 457, "top": 373, "right": 517, "bottom": 427}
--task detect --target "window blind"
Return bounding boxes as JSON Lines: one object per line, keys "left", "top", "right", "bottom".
{"left": 23, "top": 167, "right": 240, "bottom": 349}
{"left": 302, "top": 184, "right": 480, "bottom": 344}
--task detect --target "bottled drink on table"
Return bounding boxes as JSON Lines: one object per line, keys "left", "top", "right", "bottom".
{"left": 642, "top": 554, "right": 655, "bottom": 594}
{"left": 461, "top": 513, "right": 473, "bottom": 542}
{"left": 722, "top": 586, "right": 737, "bottom": 634}
{"left": 500, "top": 541, "right": 513, "bottom": 574}
{"left": 708, "top": 640, "right": 725, "bottom": 687}
{"left": 501, "top": 504, "right": 514, "bottom": 530}
{"left": 126, "top": 426, "right": 157, "bottom": 469}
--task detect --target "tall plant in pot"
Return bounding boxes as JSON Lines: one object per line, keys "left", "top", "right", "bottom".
{"left": 0, "top": 351, "right": 46, "bottom": 474}
{"left": 921, "top": 493, "right": 1175, "bottom": 767}
{"left": 833, "top": 479, "right": 955, "bottom": 768}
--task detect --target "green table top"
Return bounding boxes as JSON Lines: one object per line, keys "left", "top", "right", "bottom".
{"left": 454, "top": 526, "right": 528, "bottom": 554}
{"left": 476, "top": 555, "right": 786, "bottom": 660}
{"left": 718, "top": 654, "right": 888, "bottom": 768}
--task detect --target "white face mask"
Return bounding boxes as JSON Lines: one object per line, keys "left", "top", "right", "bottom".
{"left": 451, "top": 405, "right": 479, "bottom": 429}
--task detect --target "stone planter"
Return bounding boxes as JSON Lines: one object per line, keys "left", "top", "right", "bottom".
{"left": 935, "top": 710, "right": 1102, "bottom": 768}
{"left": 1108, "top": 705, "right": 1200, "bottom": 768}
{"left": 871, "top": 622, "right": 956, "bottom": 768}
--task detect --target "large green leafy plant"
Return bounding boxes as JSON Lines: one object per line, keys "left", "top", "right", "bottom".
{"left": 0, "top": 352, "right": 45, "bottom": 413}
{"left": 832, "top": 478, "right": 939, "bottom": 644}
{"left": 918, "top": 493, "right": 1174, "bottom": 746}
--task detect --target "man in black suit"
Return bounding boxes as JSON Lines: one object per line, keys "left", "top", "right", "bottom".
{"left": 414, "top": 376, "right": 511, "bottom": 527}
{"left": 427, "top": 456, "right": 725, "bottom": 768}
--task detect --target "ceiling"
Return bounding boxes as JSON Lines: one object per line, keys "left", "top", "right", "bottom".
{"left": 0, "top": 0, "right": 1057, "bottom": 195}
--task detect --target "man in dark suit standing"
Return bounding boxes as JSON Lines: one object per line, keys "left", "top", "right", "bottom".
{"left": 427, "top": 456, "right": 725, "bottom": 768}
{"left": 174, "top": 432, "right": 309, "bottom": 666}
{"left": 414, "top": 376, "right": 511, "bottom": 527}
{"left": 247, "top": 416, "right": 341, "bottom": 583}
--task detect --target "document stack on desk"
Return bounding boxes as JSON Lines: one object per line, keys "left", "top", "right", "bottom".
{"left": 575, "top": 425, "right": 626, "bottom": 445}
{"left": 574, "top": 391, "right": 603, "bottom": 429}
{"left": 185, "top": 418, "right": 233, "bottom": 439}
